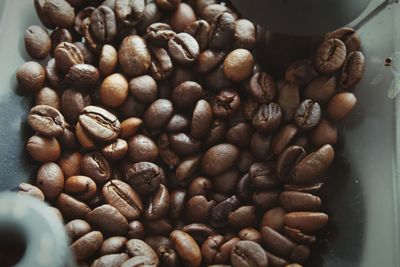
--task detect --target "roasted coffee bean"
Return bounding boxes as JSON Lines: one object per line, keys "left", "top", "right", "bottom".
{"left": 57, "top": 193, "right": 92, "bottom": 219}
{"left": 115, "top": 0, "right": 145, "bottom": 26}
{"left": 103, "top": 180, "right": 143, "bottom": 220}
{"left": 204, "top": 118, "right": 227, "bottom": 148}
{"left": 129, "top": 75, "right": 157, "bottom": 104}
{"left": 35, "top": 87, "right": 60, "bottom": 110}
{"left": 121, "top": 117, "right": 143, "bottom": 138}
{"left": 170, "top": 190, "right": 186, "bottom": 219}
{"left": 233, "top": 19, "right": 256, "bottom": 50}
{"left": 276, "top": 145, "right": 306, "bottom": 183}
{"left": 65, "top": 64, "right": 100, "bottom": 89}
{"left": 169, "top": 3, "right": 196, "bottom": 32}
{"left": 261, "top": 226, "right": 295, "bottom": 258}
{"left": 285, "top": 60, "right": 317, "bottom": 86}
{"left": 213, "top": 168, "right": 240, "bottom": 194}
{"left": 236, "top": 173, "right": 252, "bottom": 200}
{"left": 169, "top": 133, "right": 202, "bottom": 156}
{"left": 36, "top": 162, "right": 64, "bottom": 199}
{"left": 119, "top": 35, "right": 151, "bottom": 77}
{"left": 92, "top": 253, "right": 129, "bottom": 267}
{"left": 149, "top": 47, "right": 174, "bottom": 80}
{"left": 59, "top": 123, "right": 79, "bottom": 149}
{"left": 284, "top": 212, "right": 329, "bottom": 232}
{"left": 81, "top": 152, "right": 111, "bottom": 183}
{"left": 54, "top": 42, "right": 84, "bottom": 74}
{"left": 101, "top": 139, "right": 128, "bottom": 160}
{"left": 188, "top": 177, "right": 212, "bottom": 197}
{"left": 200, "top": 3, "right": 227, "bottom": 23}
{"left": 284, "top": 226, "right": 316, "bottom": 244}
{"left": 294, "top": 100, "right": 321, "bottom": 130}
{"left": 70, "top": 231, "right": 103, "bottom": 261}
{"left": 228, "top": 206, "right": 257, "bottom": 229}
{"left": 44, "top": 57, "right": 65, "bottom": 88}
{"left": 125, "top": 161, "right": 163, "bottom": 195}
{"left": 304, "top": 76, "right": 336, "bottom": 104}
{"left": 184, "top": 20, "right": 209, "bottom": 52}
{"left": 231, "top": 240, "right": 268, "bottom": 267}
{"left": 137, "top": 2, "right": 162, "bottom": 32}
{"left": 278, "top": 82, "right": 300, "bottom": 122}
{"left": 205, "top": 63, "right": 234, "bottom": 91}
{"left": 279, "top": 191, "right": 321, "bottom": 211}
{"left": 16, "top": 61, "right": 46, "bottom": 92}
{"left": 223, "top": 49, "right": 254, "bottom": 82}
{"left": 157, "top": 246, "right": 180, "bottom": 267}
{"left": 260, "top": 207, "right": 286, "bottom": 232}
{"left": 168, "top": 33, "right": 200, "bottom": 65}
{"left": 314, "top": 38, "right": 347, "bottom": 74}
{"left": 76, "top": 122, "right": 97, "bottom": 150}
{"left": 249, "top": 162, "right": 279, "bottom": 189}
{"left": 226, "top": 123, "right": 253, "bottom": 148}
{"left": 98, "top": 44, "right": 118, "bottom": 76}
{"left": 212, "top": 89, "right": 241, "bottom": 118}
{"left": 182, "top": 223, "right": 215, "bottom": 243}
{"left": 327, "top": 92, "right": 357, "bottom": 120}
{"left": 144, "top": 184, "right": 170, "bottom": 220}
{"left": 34, "top": 0, "right": 75, "bottom": 29}
{"left": 126, "top": 239, "right": 160, "bottom": 266}
{"left": 284, "top": 183, "right": 324, "bottom": 194}
{"left": 292, "top": 144, "right": 335, "bottom": 184}
{"left": 100, "top": 73, "right": 129, "bottom": 108}
{"left": 249, "top": 72, "right": 277, "bottom": 104}
{"left": 64, "top": 176, "right": 97, "bottom": 201}
{"left": 250, "top": 132, "right": 273, "bottom": 160}
{"left": 185, "top": 195, "right": 215, "bottom": 223}
{"left": 155, "top": 0, "right": 181, "bottom": 10}
{"left": 74, "top": 6, "right": 94, "bottom": 34}
{"left": 25, "top": 25, "right": 51, "bottom": 60}
{"left": 340, "top": 51, "right": 365, "bottom": 89}
{"left": 201, "top": 235, "right": 224, "bottom": 265}
{"left": 210, "top": 195, "right": 241, "bottom": 225}
{"left": 146, "top": 22, "right": 175, "bottom": 46}
{"left": 214, "top": 237, "right": 240, "bottom": 264}
{"left": 90, "top": 6, "right": 117, "bottom": 44}
{"left": 128, "top": 134, "right": 159, "bottom": 162}
{"left": 202, "top": 143, "right": 239, "bottom": 176}
{"left": 18, "top": 183, "right": 45, "bottom": 201}
{"left": 74, "top": 41, "right": 96, "bottom": 66}
{"left": 158, "top": 133, "right": 180, "bottom": 168}
{"left": 61, "top": 89, "right": 91, "bottom": 123}
{"left": 175, "top": 155, "right": 201, "bottom": 186}
{"left": 252, "top": 103, "right": 282, "bottom": 134}
{"left": 238, "top": 228, "right": 262, "bottom": 244}
{"left": 100, "top": 236, "right": 127, "bottom": 255}
{"left": 28, "top": 105, "right": 65, "bottom": 137}
{"left": 127, "top": 220, "right": 145, "bottom": 239}
{"left": 79, "top": 106, "right": 121, "bottom": 142}
{"left": 271, "top": 124, "right": 298, "bottom": 155}
{"left": 252, "top": 190, "right": 280, "bottom": 210}
{"left": 65, "top": 219, "right": 91, "bottom": 242}
{"left": 50, "top": 28, "right": 77, "bottom": 57}
{"left": 145, "top": 236, "right": 172, "bottom": 252}
{"left": 171, "top": 81, "right": 204, "bottom": 110}
{"left": 191, "top": 100, "right": 213, "bottom": 139}
{"left": 143, "top": 99, "right": 174, "bottom": 133}
{"left": 325, "top": 27, "right": 361, "bottom": 52}
{"left": 311, "top": 118, "right": 338, "bottom": 147}
{"left": 87, "top": 204, "right": 129, "bottom": 235}
{"left": 170, "top": 230, "right": 202, "bottom": 267}
{"left": 209, "top": 12, "right": 235, "bottom": 50}
{"left": 196, "top": 50, "right": 226, "bottom": 73}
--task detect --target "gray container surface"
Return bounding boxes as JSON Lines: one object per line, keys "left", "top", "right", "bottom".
{"left": 0, "top": 0, "right": 399, "bottom": 266}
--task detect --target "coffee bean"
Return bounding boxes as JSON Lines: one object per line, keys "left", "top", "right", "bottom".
{"left": 250, "top": 132, "right": 273, "bottom": 160}
{"left": 35, "top": 87, "right": 61, "bottom": 110}
{"left": 340, "top": 51, "right": 365, "bottom": 89}
{"left": 211, "top": 89, "right": 241, "bottom": 119}
{"left": 278, "top": 82, "right": 300, "bottom": 122}
{"left": 201, "top": 235, "right": 224, "bottom": 265}
{"left": 171, "top": 81, "right": 204, "bottom": 110}
{"left": 226, "top": 123, "right": 253, "bottom": 148}
{"left": 76, "top": 122, "right": 97, "bottom": 150}
{"left": 231, "top": 240, "right": 268, "bottom": 267}
{"left": 202, "top": 144, "right": 239, "bottom": 176}
{"left": 61, "top": 89, "right": 91, "bottom": 123}
{"left": 34, "top": 0, "right": 75, "bottom": 29}
{"left": 18, "top": 183, "right": 45, "bottom": 201}
{"left": 210, "top": 195, "right": 241, "bottom": 226}
{"left": 185, "top": 195, "right": 215, "bottom": 223}
{"left": 101, "top": 139, "right": 128, "bottom": 160}
{"left": 144, "top": 184, "right": 170, "bottom": 220}
{"left": 100, "top": 236, "right": 128, "bottom": 255}
{"left": 115, "top": 0, "right": 145, "bottom": 26}
{"left": 70, "top": 231, "right": 103, "bottom": 261}
{"left": 98, "top": 44, "right": 118, "bottom": 76}
{"left": 196, "top": 50, "right": 226, "bottom": 73}
{"left": 228, "top": 206, "right": 257, "bottom": 229}
{"left": 314, "top": 38, "right": 347, "bottom": 74}
{"left": 87, "top": 204, "right": 129, "bottom": 235}
{"left": 16, "top": 61, "right": 46, "bottom": 92}
{"left": 64, "top": 176, "right": 97, "bottom": 201}
{"left": 169, "top": 133, "right": 202, "bottom": 156}
{"left": 168, "top": 33, "right": 200, "bottom": 65}
{"left": 233, "top": 19, "right": 256, "bottom": 50}
{"left": 188, "top": 177, "right": 212, "bottom": 197}
{"left": 249, "top": 72, "right": 277, "bottom": 104}
{"left": 137, "top": 2, "right": 162, "bottom": 32}
{"left": 54, "top": 42, "right": 84, "bottom": 74}
{"left": 81, "top": 152, "right": 112, "bottom": 183}
{"left": 26, "top": 135, "right": 61, "bottom": 162}
{"left": 128, "top": 221, "right": 145, "bottom": 239}
{"left": 125, "top": 161, "right": 164, "bottom": 195}
{"left": 238, "top": 228, "right": 262, "bottom": 244}
{"left": 189, "top": 100, "right": 213, "bottom": 138}
{"left": 311, "top": 118, "right": 338, "bottom": 147}
{"left": 283, "top": 226, "right": 316, "bottom": 244}
{"left": 143, "top": 99, "right": 174, "bottom": 133}
{"left": 276, "top": 145, "right": 306, "bottom": 183}
{"left": 65, "top": 219, "right": 91, "bottom": 242}
{"left": 280, "top": 191, "right": 321, "bottom": 211}
{"left": 294, "top": 100, "right": 321, "bottom": 130}
{"left": 125, "top": 239, "right": 160, "bottom": 266}
{"left": 285, "top": 60, "right": 317, "bottom": 86}
{"left": 121, "top": 117, "right": 143, "bottom": 138}
{"left": 185, "top": 20, "right": 210, "bottom": 51}
{"left": 35, "top": 162, "right": 64, "bottom": 200}
{"left": 170, "top": 230, "right": 202, "bottom": 267}
{"left": 90, "top": 6, "right": 117, "bottom": 44}
{"left": 155, "top": 0, "right": 180, "bottom": 10}
{"left": 261, "top": 226, "right": 295, "bottom": 258}
{"left": 170, "top": 190, "right": 186, "bottom": 220}
{"left": 65, "top": 64, "right": 100, "bottom": 89}
{"left": 325, "top": 27, "right": 361, "bottom": 53}
{"left": 214, "top": 237, "right": 240, "bottom": 264}
{"left": 25, "top": 25, "right": 51, "bottom": 60}
{"left": 146, "top": 22, "right": 175, "bottom": 46}
{"left": 128, "top": 134, "right": 159, "bottom": 162}
{"left": 292, "top": 144, "right": 335, "bottom": 184}
{"left": 252, "top": 103, "right": 282, "bottom": 134}
{"left": 57, "top": 193, "right": 92, "bottom": 219}
{"left": 149, "top": 47, "right": 174, "bottom": 80}
{"left": 212, "top": 168, "right": 238, "bottom": 194}
{"left": 209, "top": 12, "right": 235, "bottom": 50}
{"left": 119, "top": 35, "right": 151, "bottom": 77}
{"left": 304, "top": 76, "right": 336, "bottom": 104}
{"left": 205, "top": 63, "right": 234, "bottom": 91}
{"left": 92, "top": 253, "right": 129, "bottom": 267}
{"left": 260, "top": 207, "right": 286, "bottom": 232}
{"left": 100, "top": 73, "right": 129, "bottom": 108}
{"left": 75, "top": 6, "right": 94, "bottom": 34}
{"left": 253, "top": 190, "right": 280, "bottom": 210}
{"left": 200, "top": 3, "right": 226, "bottom": 23}
{"left": 284, "top": 212, "right": 329, "bottom": 232}
{"left": 271, "top": 124, "right": 298, "bottom": 155}
{"left": 223, "top": 49, "right": 254, "bottom": 82}
{"left": 249, "top": 162, "right": 279, "bottom": 190}
{"left": 50, "top": 28, "right": 77, "bottom": 57}
{"left": 169, "top": 3, "right": 196, "bottom": 32}
{"left": 28, "top": 105, "right": 65, "bottom": 137}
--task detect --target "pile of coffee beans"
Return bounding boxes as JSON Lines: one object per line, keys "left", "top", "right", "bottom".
{"left": 16, "top": 0, "right": 365, "bottom": 266}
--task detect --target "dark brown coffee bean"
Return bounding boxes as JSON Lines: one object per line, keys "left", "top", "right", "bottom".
{"left": 100, "top": 236, "right": 128, "bottom": 255}
{"left": 260, "top": 207, "right": 286, "bottom": 233}
{"left": 61, "top": 89, "right": 91, "bottom": 123}
{"left": 119, "top": 35, "right": 151, "bottom": 77}
{"left": 209, "top": 12, "right": 235, "bottom": 50}
{"left": 292, "top": 144, "right": 335, "bottom": 184}
{"left": 200, "top": 3, "right": 226, "bottom": 23}
{"left": 70, "top": 231, "right": 103, "bottom": 261}
{"left": 190, "top": 100, "right": 213, "bottom": 139}
{"left": 149, "top": 47, "right": 174, "bottom": 80}
{"left": 213, "top": 168, "right": 240, "bottom": 194}
{"left": 249, "top": 162, "right": 279, "bottom": 189}
{"left": 223, "top": 49, "right": 254, "bottom": 82}
{"left": 144, "top": 184, "right": 170, "bottom": 220}
{"left": 226, "top": 123, "right": 253, "bottom": 148}
{"left": 64, "top": 176, "right": 97, "bottom": 201}
{"left": 35, "top": 0, "right": 75, "bottom": 29}
{"left": 311, "top": 118, "right": 337, "bottom": 147}
{"left": 169, "top": 133, "right": 202, "bottom": 156}
{"left": 188, "top": 177, "right": 212, "bottom": 197}
{"left": 238, "top": 228, "right": 262, "bottom": 244}
{"left": 125, "top": 162, "right": 164, "bottom": 195}
{"left": 79, "top": 106, "right": 121, "bottom": 142}
{"left": 50, "top": 28, "right": 77, "bottom": 57}
{"left": 201, "top": 235, "right": 224, "bottom": 265}
{"left": 278, "top": 82, "right": 300, "bottom": 122}
{"left": 169, "top": 3, "right": 196, "bottom": 32}
{"left": 155, "top": 0, "right": 180, "bottom": 10}
{"left": 18, "top": 183, "right": 45, "bottom": 201}
{"left": 271, "top": 124, "right": 298, "bottom": 155}
{"left": 103, "top": 180, "right": 143, "bottom": 220}
{"left": 145, "top": 236, "right": 172, "bottom": 252}
{"left": 76, "top": 120, "right": 97, "bottom": 149}
{"left": 137, "top": 2, "right": 162, "bottom": 32}
{"left": 304, "top": 76, "right": 336, "bottom": 104}
{"left": 285, "top": 60, "right": 317, "bottom": 86}
{"left": 171, "top": 81, "right": 204, "bottom": 110}
{"left": 65, "top": 64, "right": 100, "bottom": 89}
{"left": 252, "top": 190, "right": 279, "bottom": 210}
{"left": 284, "top": 212, "right": 329, "bottom": 232}
{"left": 231, "top": 240, "right": 268, "bottom": 267}
{"left": 128, "top": 75, "right": 157, "bottom": 104}
{"left": 35, "top": 87, "right": 60, "bottom": 110}
{"left": 284, "top": 183, "right": 324, "bottom": 194}
{"left": 98, "top": 44, "right": 117, "bottom": 76}
{"left": 233, "top": 19, "right": 256, "bottom": 50}
{"left": 143, "top": 99, "right": 174, "bottom": 133}
{"left": 101, "top": 139, "right": 128, "bottom": 160}
{"left": 157, "top": 245, "right": 180, "bottom": 267}
{"left": 182, "top": 223, "right": 214, "bottom": 244}
{"left": 65, "top": 219, "right": 91, "bottom": 242}
{"left": 170, "top": 230, "right": 202, "bottom": 267}
{"left": 250, "top": 132, "right": 273, "bottom": 160}
{"left": 210, "top": 195, "right": 241, "bottom": 225}
{"left": 170, "top": 190, "right": 186, "bottom": 220}
{"left": 28, "top": 105, "right": 65, "bottom": 137}
{"left": 261, "top": 226, "right": 295, "bottom": 258}
{"left": 59, "top": 123, "right": 79, "bottom": 149}
{"left": 81, "top": 152, "right": 111, "bottom": 183}
{"left": 57, "top": 193, "right": 92, "bottom": 219}
{"left": 202, "top": 143, "right": 239, "bottom": 176}
{"left": 126, "top": 239, "right": 160, "bottom": 266}
{"left": 92, "top": 253, "right": 129, "bottom": 267}
{"left": 294, "top": 100, "right": 321, "bottom": 130}
{"left": 36, "top": 162, "right": 64, "bottom": 199}
{"left": 146, "top": 22, "right": 175, "bottom": 46}
{"left": 290, "top": 244, "right": 310, "bottom": 263}
{"left": 228, "top": 206, "right": 257, "bottom": 229}
{"left": 212, "top": 89, "right": 241, "bottom": 119}
{"left": 174, "top": 155, "right": 200, "bottom": 186}
{"left": 203, "top": 118, "right": 227, "bottom": 148}
{"left": 168, "top": 33, "right": 200, "bottom": 65}
{"left": 340, "top": 51, "right": 365, "bottom": 89}
{"left": 74, "top": 6, "right": 94, "bottom": 34}
{"left": 327, "top": 92, "right": 357, "bottom": 120}
{"left": 128, "top": 221, "right": 145, "bottom": 239}
{"left": 249, "top": 72, "right": 276, "bottom": 104}
{"left": 205, "top": 63, "right": 234, "bottom": 91}
{"left": 325, "top": 27, "right": 361, "bottom": 53}
{"left": 87, "top": 204, "right": 129, "bottom": 235}
{"left": 128, "top": 134, "right": 159, "bottom": 162}
{"left": 100, "top": 73, "right": 129, "bottom": 108}
{"left": 195, "top": 50, "right": 226, "bottom": 73}
{"left": 283, "top": 226, "right": 316, "bottom": 244}
{"left": 121, "top": 117, "right": 143, "bottom": 138}
{"left": 252, "top": 103, "right": 282, "bottom": 134}
{"left": 54, "top": 42, "right": 84, "bottom": 74}
{"left": 185, "top": 195, "right": 215, "bottom": 223}
{"left": 185, "top": 20, "right": 210, "bottom": 51}
{"left": 276, "top": 145, "right": 306, "bottom": 183}
{"left": 115, "top": 0, "right": 145, "bottom": 26}
{"left": 16, "top": 61, "right": 46, "bottom": 92}
{"left": 25, "top": 25, "right": 51, "bottom": 60}
{"left": 158, "top": 133, "right": 180, "bottom": 168}
{"left": 314, "top": 38, "right": 347, "bottom": 74}
{"left": 90, "top": 6, "right": 117, "bottom": 44}
{"left": 280, "top": 191, "right": 321, "bottom": 211}
{"left": 166, "top": 114, "right": 190, "bottom": 133}
{"left": 214, "top": 237, "right": 240, "bottom": 264}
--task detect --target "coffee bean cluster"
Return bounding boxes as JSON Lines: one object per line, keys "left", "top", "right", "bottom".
{"left": 16, "top": 0, "right": 365, "bottom": 266}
